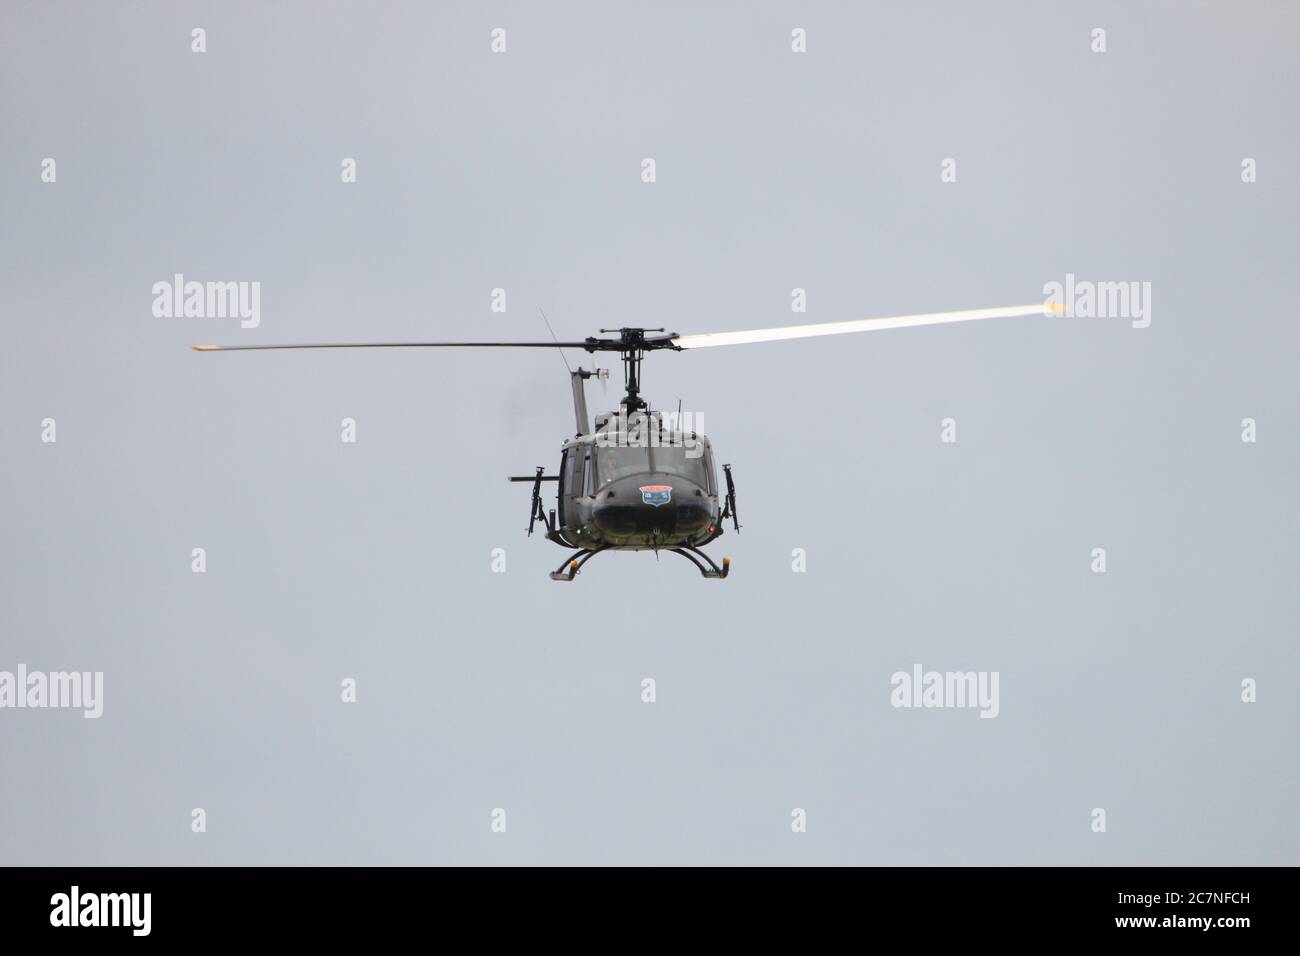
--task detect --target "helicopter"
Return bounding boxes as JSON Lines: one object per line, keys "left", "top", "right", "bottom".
{"left": 194, "top": 302, "right": 1058, "bottom": 579}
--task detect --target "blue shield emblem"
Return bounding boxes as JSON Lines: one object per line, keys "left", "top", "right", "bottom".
{"left": 640, "top": 484, "right": 672, "bottom": 507}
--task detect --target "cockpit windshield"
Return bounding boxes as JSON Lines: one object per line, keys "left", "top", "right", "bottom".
{"left": 595, "top": 443, "right": 709, "bottom": 488}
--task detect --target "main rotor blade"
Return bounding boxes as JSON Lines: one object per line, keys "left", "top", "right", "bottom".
{"left": 192, "top": 341, "right": 590, "bottom": 352}
{"left": 671, "top": 303, "right": 1063, "bottom": 350}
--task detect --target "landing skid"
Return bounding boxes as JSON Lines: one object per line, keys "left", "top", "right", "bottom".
{"left": 670, "top": 545, "right": 731, "bottom": 579}
{"left": 548, "top": 545, "right": 731, "bottom": 580}
{"left": 549, "top": 547, "right": 608, "bottom": 581}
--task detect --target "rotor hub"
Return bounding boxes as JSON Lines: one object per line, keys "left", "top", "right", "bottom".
{"left": 582, "top": 328, "right": 680, "bottom": 411}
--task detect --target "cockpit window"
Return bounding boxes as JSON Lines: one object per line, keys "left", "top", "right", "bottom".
{"left": 594, "top": 444, "right": 709, "bottom": 488}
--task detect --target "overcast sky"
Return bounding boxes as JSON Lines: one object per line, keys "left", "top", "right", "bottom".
{"left": 1, "top": 1, "right": 1296, "bottom": 864}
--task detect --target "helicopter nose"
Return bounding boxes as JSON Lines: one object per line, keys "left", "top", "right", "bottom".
{"left": 591, "top": 474, "right": 711, "bottom": 537}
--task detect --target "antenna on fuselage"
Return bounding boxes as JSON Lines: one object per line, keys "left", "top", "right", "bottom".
{"left": 538, "top": 308, "right": 574, "bottom": 375}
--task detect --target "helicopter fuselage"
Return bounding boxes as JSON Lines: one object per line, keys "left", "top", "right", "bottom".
{"left": 553, "top": 425, "right": 723, "bottom": 552}
{"left": 511, "top": 357, "right": 738, "bottom": 579}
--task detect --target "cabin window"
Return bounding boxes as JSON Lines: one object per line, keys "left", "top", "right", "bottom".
{"left": 568, "top": 447, "right": 585, "bottom": 496}
{"left": 594, "top": 444, "right": 709, "bottom": 488}
{"left": 582, "top": 450, "right": 595, "bottom": 497}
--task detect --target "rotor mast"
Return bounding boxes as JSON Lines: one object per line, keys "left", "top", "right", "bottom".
{"left": 588, "top": 328, "right": 679, "bottom": 413}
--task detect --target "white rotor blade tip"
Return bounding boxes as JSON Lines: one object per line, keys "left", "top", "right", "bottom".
{"left": 673, "top": 302, "right": 1063, "bottom": 349}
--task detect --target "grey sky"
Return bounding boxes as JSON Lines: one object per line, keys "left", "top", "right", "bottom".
{"left": 1, "top": 1, "right": 1296, "bottom": 864}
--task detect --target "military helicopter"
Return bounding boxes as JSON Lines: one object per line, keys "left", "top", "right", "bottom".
{"left": 194, "top": 303, "right": 1055, "bottom": 579}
